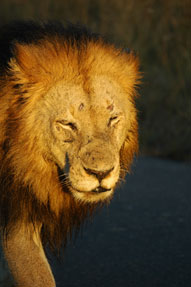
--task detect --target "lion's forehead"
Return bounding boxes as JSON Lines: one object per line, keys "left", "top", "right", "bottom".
{"left": 50, "top": 75, "right": 125, "bottom": 118}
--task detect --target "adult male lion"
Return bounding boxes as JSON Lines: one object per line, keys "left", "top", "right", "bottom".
{"left": 0, "top": 21, "right": 140, "bottom": 286}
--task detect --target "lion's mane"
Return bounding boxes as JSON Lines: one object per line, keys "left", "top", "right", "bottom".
{"left": 0, "top": 21, "right": 140, "bottom": 250}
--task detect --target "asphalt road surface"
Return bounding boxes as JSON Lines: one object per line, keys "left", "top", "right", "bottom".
{"left": 49, "top": 157, "right": 191, "bottom": 287}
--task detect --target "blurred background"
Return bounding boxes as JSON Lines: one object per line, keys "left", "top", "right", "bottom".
{"left": 0, "top": 0, "right": 190, "bottom": 161}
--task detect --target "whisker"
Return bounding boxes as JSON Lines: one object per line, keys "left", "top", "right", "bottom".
{"left": 118, "top": 177, "right": 126, "bottom": 183}
{"left": 58, "top": 172, "right": 68, "bottom": 178}
{"left": 120, "top": 167, "right": 129, "bottom": 172}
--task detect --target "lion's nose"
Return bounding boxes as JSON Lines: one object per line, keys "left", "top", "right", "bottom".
{"left": 84, "top": 167, "right": 114, "bottom": 182}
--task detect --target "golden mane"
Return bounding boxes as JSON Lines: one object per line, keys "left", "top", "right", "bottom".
{"left": 0, "top": 22, "right": 140, "bottom": 250}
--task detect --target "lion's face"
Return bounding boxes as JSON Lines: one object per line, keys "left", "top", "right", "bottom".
{"left": 41, "top": 76, "right": 132, "bottom": 203}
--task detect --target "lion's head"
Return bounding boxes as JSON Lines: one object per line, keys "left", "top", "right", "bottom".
{"left": 43, "top": 73, "right": 138, "bottom": 204}
{"left": 0, "top": 22, "right": 140, "bottom": 248}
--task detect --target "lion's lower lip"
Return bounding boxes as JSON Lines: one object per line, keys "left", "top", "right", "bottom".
{"left": 92, "top": 187, "right": 111, "bottom": 194}
{"left": 76, "top": 187, "right": 111, "bottom": 194}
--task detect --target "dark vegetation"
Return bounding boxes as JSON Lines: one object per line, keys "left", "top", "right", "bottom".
{"left": 0, "top": 0, "right": 190, "bottom": 161}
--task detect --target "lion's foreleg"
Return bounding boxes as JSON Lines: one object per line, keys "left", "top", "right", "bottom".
{"left": 2, "top": 225, "right": 55, "bottom": 287}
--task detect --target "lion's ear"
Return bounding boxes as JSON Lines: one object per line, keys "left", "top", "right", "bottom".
{"left": 13, "top": 42, "right": 43, "bottom": 75}
{"left": 11, "top": 42, "right": 59, "bottom": 84}
{"left": 7, "top": 42, "right": 43, "bottom": 85}
{"left": 11, "top": 41, "right": 69, "bottom": 84}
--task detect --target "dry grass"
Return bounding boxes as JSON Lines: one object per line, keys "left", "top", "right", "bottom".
{"left": 0, "top": 0, "right": 190, "bottom": 160}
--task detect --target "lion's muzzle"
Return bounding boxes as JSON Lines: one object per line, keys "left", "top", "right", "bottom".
{"left": 83, "top": 166, "right": 114, "bottom": 183}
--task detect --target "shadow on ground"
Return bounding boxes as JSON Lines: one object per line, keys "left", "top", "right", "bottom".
{"left": 50, "top": 157, "right": 191, "bottom": 287}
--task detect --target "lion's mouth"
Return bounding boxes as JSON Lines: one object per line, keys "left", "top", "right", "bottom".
{"left": 57, "top": 165, "right": 112, "bottom": 193}
{"left": 57, "top": 165, "right": 113, "bottom": 203}
{"left": 73, "top": 185, "right": 113, "bottom": 203}
{"left": 77, "top": 186, "right": 112, "bottom": 194}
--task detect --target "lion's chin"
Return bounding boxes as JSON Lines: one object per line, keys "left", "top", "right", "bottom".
{"left": 70, "top": 187, "right": 114, "bottom": 204}
{"left": 57, "top": 167, "right": 114, "bottom": 203}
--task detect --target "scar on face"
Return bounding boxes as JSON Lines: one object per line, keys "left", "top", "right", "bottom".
{"left": 107, "top": 103, "right": 114, "bottom": 111}
{"left": 79, "top": 103, "right": 84, "bottom": 111}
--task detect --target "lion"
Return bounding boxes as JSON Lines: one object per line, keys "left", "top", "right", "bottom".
{"left": 0, "top": 21, "right": 140, "bottom": 286}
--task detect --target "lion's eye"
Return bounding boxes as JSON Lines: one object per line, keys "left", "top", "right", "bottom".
{"left": 108, "top": 116, "right": 119, "bottom": 127}
{"left": 56, "top": 120, "right": 78, "bottom": 132}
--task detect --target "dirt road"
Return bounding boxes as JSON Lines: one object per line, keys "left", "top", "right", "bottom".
{"left": 51, "top": 157, "right": 191, "bottom": 287}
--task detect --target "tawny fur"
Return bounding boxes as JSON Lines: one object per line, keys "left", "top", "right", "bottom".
{"left": 0, "top": 22, "right": 140, "bottom": 286}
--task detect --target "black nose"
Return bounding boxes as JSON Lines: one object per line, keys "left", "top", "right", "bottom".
{"left": 84, "top": 167, "right": 114, "bottom": 182}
